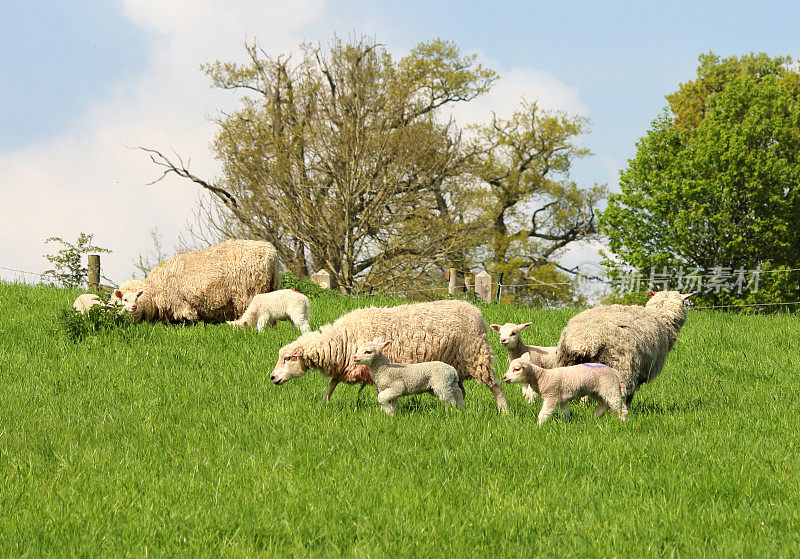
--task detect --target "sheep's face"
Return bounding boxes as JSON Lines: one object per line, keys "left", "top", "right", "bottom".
{"left": 353, "top": 339, "right": 390, "bottom": 367}
{"left": 502, "top": 358, "right": 529, "bottom": 384}
{"left": 118, "top": 289, "right": 145, "bottom": 315}
{"left": 271, "top": 346, "right": 308, "bottom": 385}
{"left": 490, "top": 322, "right": 531, "bottom": 348}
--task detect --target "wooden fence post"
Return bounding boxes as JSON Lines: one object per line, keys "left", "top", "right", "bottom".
{"left": 448, "top": 268, "right": 459, "bottom": 295}
{"left": 474, "top": 270, "right": 492, "bottom": 303}
{"left": 312, "top": 269, "right": 331, "bottom": 289}
{"left": 464, "top": 275, "right": 473, "bottom": 292}
{"left": 87, "top": 254, "right": 100, "bottom": 291}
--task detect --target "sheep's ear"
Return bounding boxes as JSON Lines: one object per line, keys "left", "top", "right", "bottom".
{"left": 113, "top": 290, "right": 123, "bottom": 299}
{"left": 290, "top": 347, "right": 304, "bottom": 358}
{"left": 519, "top": 322, "right": 532, "bottom": 330}
{"left": 136, "top": 289, "right": 145, "bottom": 297}
{"left": 490, "top": 324, "right": 501, "bottom": 332}
{"left": 680, "top": 292, "right": 695, "bottom": 301}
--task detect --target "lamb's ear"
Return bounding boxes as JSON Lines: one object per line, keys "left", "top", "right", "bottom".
{"left": 490, "top": 324, "right": 501, "bottom": 332}
{"left": 290, "top": 347, "right": 304, "bottom": 358}
{"left": 113, "top": 289, "right": 123, "bottom": 299}
{"left": 519, "top": 322, "right": 532, "bottom": 330}
{"left": 680, "top": 292, "right": 695, "bottom": 301}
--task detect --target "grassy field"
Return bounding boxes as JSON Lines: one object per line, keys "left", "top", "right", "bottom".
{"left": 1, "top": 281, "right": 800, "bottom": 557}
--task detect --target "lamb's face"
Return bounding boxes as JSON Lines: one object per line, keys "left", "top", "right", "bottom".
{"left": 502, "top": 358, "right": 529, "bottom": 384}
{"left": 119, "top": 289, "right": 144, "bottom": 314}
{"left": 490, "top": 322, "right": 531, "bottom": 348}
{"left": 353, "top": 339, "right": 390, "bottom": 367}
{"left": 271, "top": 345, "right": 308, "bottom": 385}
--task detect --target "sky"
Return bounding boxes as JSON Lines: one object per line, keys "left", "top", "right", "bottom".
{"left": 1, "top": 0, "right": 799, "bottom": 286}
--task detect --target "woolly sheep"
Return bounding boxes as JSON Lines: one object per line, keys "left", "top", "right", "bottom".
{"left": 490, "top": 321, "right": 557, "bottom": 403}
{"left": 270, "top": 299, "right": 508, "bottom": 412}
{"left": 503, "top": 357, "right": 628, "bottom": 425}
{"left": 72, "top": 293, "right": 106, "bottom": 313}
{"left": 123, "top": 239, "right": 280, "bottom": 324}
{"left": 353, "top": 338, "right": 464, "bottom": 416}
{"left": 555, "top": 290, "right": 694, "bottom": 406}
{"left": 227, "top": 289, "right": 311, "bottom": 333}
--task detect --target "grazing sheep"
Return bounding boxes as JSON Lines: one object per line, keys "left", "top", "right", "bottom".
{"left": 503, "top": 357, "right": 628, "bottom": 425}
{"left": 72, "top": 293, "right": 106, "bottom": 313}
{"left": 227, "top": 289, "right": 311, "bottom": 333}
{"left": 122, "top": 239, "right": 280, "bottom": 324}
{"left": 108, "top": 279, "right": 147, "bottom": 305}
{"left": 555, "top": 291, "right": 694, "bottom": 406}
{"left": 353, "top": 338, "right": 464, "bottom": 416}
{"left": 490, "top": 321, "right": 557, "bottom": 403}
{"left": 270, "top": 299, "right": 507, "bottom": 412}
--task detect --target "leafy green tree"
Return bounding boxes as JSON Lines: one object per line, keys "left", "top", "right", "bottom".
{"left": 43, "top": 233, "right": 111, "bottom": 289}
{"left": 602, "top": 53, "right": 800, "bottom": 308}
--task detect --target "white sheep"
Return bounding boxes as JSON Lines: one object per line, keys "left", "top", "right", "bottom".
{"left": 227, "top": 289, "right": 311, "bottom": 333}
{"left": 116, "top": 289, "right": 145, "bottom": 316}
{"left": 353, "top": 338, "right": 464, "bottom": 416}
{"left": 555, "top": 291, "right": 694, "bottom": 406}
{"left": 503, "top": 357, "right": 628, "bottom": 425}
{"left": 72, "top": 293, "right": 106, "bottom": 313}
{"left": 490, "top": 322, "right": 557, "bottom": 403}
{"left": 119, "top": 239, "right": 280, "bottom": 324}
{"left": 108, "top": 279, "right": 147, "bottom": 306}
{"left": 270, "top": 299, "right": 507, "bottom": 412}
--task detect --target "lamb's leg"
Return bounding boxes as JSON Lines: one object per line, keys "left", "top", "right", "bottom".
{"left": 457, "top": 378, "right": 466, "bottom": 400}
{"left": 322, "top": 378, "right": 339, "bottom": 404}
{"left": 256, "top": 316, "right": 268, "bottom": 332}
{"left": 625, "top": 392, "right": 635, "bottom": 408}
{"left": 537, "top": 398, "right": 559, "bottom": 425}
{"left": 560, "top": 401, "right": 571, "bottom": 419}
{"left": 594, "top": 401, "right": 609, "bottom": 418}
{"left": 607, "top": 395, "right": 628, "bottom": 421}
{"left": 522, "top": 384, "right": 538, "bottom": 404}
{"left": 376, "top": 387, "right": 401, "bottom": 416}
{"left": 434, "top": 383, "right": 463, "bottom": 409}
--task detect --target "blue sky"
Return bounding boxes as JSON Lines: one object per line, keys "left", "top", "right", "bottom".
{"left": 1, "top": 0, "right": 799, "bottom": 284}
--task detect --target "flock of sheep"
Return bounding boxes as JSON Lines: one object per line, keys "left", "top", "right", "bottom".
{"left": 74, "top": 239, "right": 693, "bottom": 424}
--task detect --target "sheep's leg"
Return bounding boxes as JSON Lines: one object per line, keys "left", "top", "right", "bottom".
{"left": 453, "top": 385, "right": 465, "bottom": 408}
{"left": 522, "top": 384, "right": 538, "bottom": 404}
{"left": 434, "top": 384, "right": 463, "bottom": 409}
{"left": 560, "top": 401, "right": 571, "bottom": 419}
{"left": 487, "top": 381, "right": 509, "bottom": 413}
{"left": 625, "top": 392, "right": 635, "bottom": 408}
{"left": 594, "top": 401, "right": 609, "bottom": 418}
{"left": 377, "top": 387, "right": 401, "bottom": 416}
{"left": 608, "top": 396, "right": 628, "bottom": 421}
{"left": 256, "top": 316, "right": 268, "bottom": 331}
{"left": 322, "top": 378, "right": 339, "bottom": 404}
{"left": 457, "top": 379, "right": 466, "bottom": 400}
{"left": 537, "top": 398, "right": 558, "bottom": 425}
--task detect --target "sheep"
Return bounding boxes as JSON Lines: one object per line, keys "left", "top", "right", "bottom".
{"left": 117, "top": 289, "right": 145, "bottom": 315}
{"left": 270, "top": 299, "right": 508, "bottom": 412}
{"left": 490, "top": 321, "right": 557, "bottom": 403}
{"left": 108, "top": 279, "right": 147, "bottom": 306}
{"left": 227, "top": 289, "right": 311, "bottom": 333}
{"left": 503, "top": 357, "right": 628, "bottom": 425}
{"left": 72, "top": 293, "right": 106, "bottom": 313}
{"left": 121, "top": 239, "right": 280, "bottom": 324}
{"left": 353, "top": 338, "right": 464, "bottom": 415}
{"left": 555, "top": 290, "right": 694, "bottom": 406}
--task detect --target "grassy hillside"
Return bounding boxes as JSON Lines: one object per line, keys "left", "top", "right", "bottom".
{"left": 1, "top": 282, "right": 799, "bottom": 556}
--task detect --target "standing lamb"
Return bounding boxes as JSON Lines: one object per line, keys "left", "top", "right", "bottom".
{"left": 270, "top": 299, "right": 508, "bottom": 412}
{"left": 490, "top": 322, "right": 557, "bottom": 403}
{"left": 353, "top": 339, "right": 464, "bottom": 416}
{"left": 227, "top": 289, "right": 311, "bottom": 333}
{"left": 555, "top": 290, "right": 694, "bottom": 406}
{"left": 119, "top": 239, "right": 280, "bottom": 324}
{"left": 503, "top": 357, "right": 628, "bottom": 425}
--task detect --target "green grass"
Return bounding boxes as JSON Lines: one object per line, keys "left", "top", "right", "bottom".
{"left": 1, "top": 282, "right": 800, "bottom": 556}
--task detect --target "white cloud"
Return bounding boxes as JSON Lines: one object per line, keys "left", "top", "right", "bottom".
{"left": 0, "top": 0, "right": 323, "bottom": 284}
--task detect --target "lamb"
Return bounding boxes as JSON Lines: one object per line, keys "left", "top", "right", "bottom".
{"left": 555, "top": 290, "right": 694, "bottom": 406}
{"left": 108, "top": 279, "right": 147, "bottom": 306}
{"left": 490, "top": 322, "right": 557, "bottom": 403}
{"left": 503, "top": 357, "right": 628, "bottom": 425}
{"left": 227, "top": 289, "right": 311, "bottom": 333}
{"left": 72, "top": 293, "right": 106, "bottom": 313}
{"left": 353, "top": 338, "right": 464, "bottom": 416}
{"left": 120, "top": 239, "right": 280, "bottom": 324}
{"left": 270, "top": 299, "right": 508, "bottom": 412}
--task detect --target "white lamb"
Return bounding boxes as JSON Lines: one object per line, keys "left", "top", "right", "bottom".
{"left": 226, "top": 289, "right": 311, "bottom": 333}
{"left": 353, "top": 339, "right": 464, "bottom": 416}
{"left": 490, "top": 322, "right": 556, "bottom": 403}
{"left": 72, "top": 293, "right": 106, "bottom": 313}
{"left": 503, "top": 357, "right": 628, "bottom": 425}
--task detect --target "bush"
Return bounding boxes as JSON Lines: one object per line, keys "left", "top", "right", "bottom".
{"left": 58, "top": 303, "right": 134, "bottom": 342}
